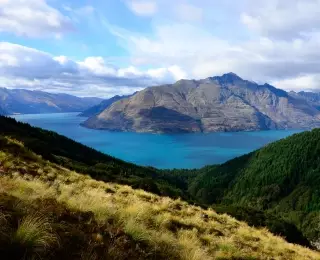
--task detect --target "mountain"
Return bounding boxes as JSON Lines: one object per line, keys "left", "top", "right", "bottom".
{"left": 83, "top": 73, "right": 320, "bottom": 133}
{"left": 188, "top": 128, "right": 320, "bottom": 246}
{"left": 0, "top": 117, "right": 319, "bottom": 259}
{"left": 0, "top": 88, "right": 102, "bottom": 114}
{"left": 78, "top": 94, "right": 132, "bottom": 117}
{"left": 0, "top": 106, "right": 7, "bottom": 115}
{"left": 290, "top": 91, "right": 320, "bottom": 110}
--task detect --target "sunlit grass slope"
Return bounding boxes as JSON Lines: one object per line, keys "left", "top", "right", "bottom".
{"left": 0, "top": 136, "right": 319, "bottom": 260}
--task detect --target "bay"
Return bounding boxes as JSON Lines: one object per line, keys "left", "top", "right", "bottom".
{"left": 12, "top": 113, "right": 302, "bottom": 169}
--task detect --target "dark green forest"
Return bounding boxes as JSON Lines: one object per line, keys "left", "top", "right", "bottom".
{"left": 0, "top": 115, "right": 319, "bottom": 247}
{"left": 188, "top": 128, "right": 320, "bottom": 244}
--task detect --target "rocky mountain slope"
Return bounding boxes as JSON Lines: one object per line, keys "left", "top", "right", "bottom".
{"left": 79, "top": 94, "right": 132, "bottom": 117}
{"left": 83, "top": 73, "right": 320, "bottom": 133}
{"left": 290, "top": 91, "right": 320, "bottom": 110}
{"left": 0, "top": 88, "right": 102, "bottom": 114}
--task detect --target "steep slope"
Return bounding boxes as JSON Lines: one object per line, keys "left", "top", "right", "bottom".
{"left": 290, "top": 91, "right": 320, "bottom": 110}
{"left": 0, "top": 88, "right": 102, "bottom": 114}
{"left": 0, "top": 136, "right": 319, "bottom": 260}
{"left": 79, "top": 94, "right": 132, "bottom": 117}
{"left": 188, "top": 128, "right": 320, "bottom": 245}
{"left": 83, "top": 73, "right": 320, "bottom": 133}
{"left": 0, "top": 106, "right": 7, "bottom": 115}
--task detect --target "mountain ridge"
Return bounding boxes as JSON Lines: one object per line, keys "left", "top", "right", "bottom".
{"left": 83, "top": 73, "right": 320, "bottom": 133}
{"left": 0, "top": 88, "right": 102, "bottom": 115}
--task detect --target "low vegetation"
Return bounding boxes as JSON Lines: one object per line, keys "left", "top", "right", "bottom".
{"left": 0, "top": 136, "right": 319, "bottom": 259}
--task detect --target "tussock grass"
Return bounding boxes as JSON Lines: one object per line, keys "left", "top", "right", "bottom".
{"left": 124, "top": 218, "right": 151, "bottom": 243}
{"left": 13, "top": 214, "right": 58, "bottom": 252}
{"left": 0, "top": 136, "right": 319, "bottom": 260}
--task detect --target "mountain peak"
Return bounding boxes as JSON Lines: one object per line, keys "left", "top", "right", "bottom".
{"left": 209, "top": 72, "right": 243, "bottom": 84}
{"left": 223, "top": 72, "right": 242, "bottom": 78}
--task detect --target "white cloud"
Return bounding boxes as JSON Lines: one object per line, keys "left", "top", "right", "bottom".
{"left": 0, "top": 42, "right": 186, "bottom": 97}
{"left": 0, "top": 0, "right": 73, "bottom": 38}
{"left": 2, "top": 0, "right": 320, "bottom": 95}
{"left": 126, "top": 0, "right": 158, "bottom": 16}
{"left": 241, "top": 0, "right": 320, "bottom": 39}
{"left": 105, "top": 0, "right": 320, "bottom": 91}
{"left": 272, "top": 74, "right": 320, "bottom": 92}
{"left": 174, "top": 3, "right": 203, "bottom": 22}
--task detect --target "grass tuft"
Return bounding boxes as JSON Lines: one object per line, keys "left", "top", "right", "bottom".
{"left": 13, "top": 213, "right": 58, "bottom": 253}
{"left": 124, "top": 218, "right": 151, "bottom": 243}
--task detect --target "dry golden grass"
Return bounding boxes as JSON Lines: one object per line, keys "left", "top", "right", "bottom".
{"left": 13, "top": 213, "right": 59, "bottom": 253}
{"left": 0, "top": 136, "right": 320, "bottom": 260}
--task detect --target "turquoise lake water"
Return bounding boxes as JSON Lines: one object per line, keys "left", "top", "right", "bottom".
{"left": 12, "top": 113, "right": 302, "bottom": 169}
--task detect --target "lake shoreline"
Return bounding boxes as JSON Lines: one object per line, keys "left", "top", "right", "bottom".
{"left": 12, "top": 112, "right": 302, "bottom": 169}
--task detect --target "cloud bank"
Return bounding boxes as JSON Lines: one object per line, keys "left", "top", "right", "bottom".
{"left": 0, "top": 42, "right": 185, "bottom": 97}
{"left": 1, "top": 0, "right": 320, "bottom": 97}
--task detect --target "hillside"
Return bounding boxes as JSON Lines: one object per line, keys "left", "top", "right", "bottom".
{"left": 83, "top": 73, "right": 320, "bottom": 133}
{"left": 0, "top": 116, "right": 319, "bottom": 248}
{"left": 188, "top": 128, "right": 320, "bottom": 246}
{"left": 79, "top": 94, "right": 132, "bottom": 117}
{"left": 0, "top": 116, "right": 193, "bottom": 199}
{"left": 0, "top": 88, "right": 102, "bottom": 114}
{"left": 0, "top": 135, "right": 319, "bottom": 259}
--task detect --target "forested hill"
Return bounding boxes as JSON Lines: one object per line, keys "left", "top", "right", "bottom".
{"left": 188, "top": 128, "right": 320, "bottom": 244}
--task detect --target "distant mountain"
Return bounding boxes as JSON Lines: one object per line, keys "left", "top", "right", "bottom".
{"left": 79, "top": 94, "right": 132, "bottom": 117}
{"left": 0, "top": 106, "right": 7, "bottom": 115}
{"left": 0, "top": 88, "right": 102, "bottom": 115}
{"left": 83, "top": 73, "right": 320, "bottom": 133}
{"left": 290, "top": 91, "right": 320, "bottom": 111}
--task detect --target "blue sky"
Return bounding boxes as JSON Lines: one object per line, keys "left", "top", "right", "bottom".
{"left": 1, "top": 0, "right": 320, "bottom": 97}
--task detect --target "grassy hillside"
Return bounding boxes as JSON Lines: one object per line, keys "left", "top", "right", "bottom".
{"left": 188, "top": 129, "right": 320, "bottom": 244}
{"left": 0, "top": 116, "right": 194, "bottom": 199}
{"left": 0, "top": 116, "right": 316, "bottom": 247}
{"left": 0, "top": 136, "right": 319, "bottom": 260}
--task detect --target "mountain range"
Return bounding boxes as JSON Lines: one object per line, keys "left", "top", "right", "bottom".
{"left": 82, "top": 73, "right": 320, "bottom": 133}
{"left": 0, "top": 88, "right": 102, "bottom": 115}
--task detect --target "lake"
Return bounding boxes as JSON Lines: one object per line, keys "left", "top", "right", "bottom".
{"left": 12, "top": 113, "right": 302, "bottom": 169}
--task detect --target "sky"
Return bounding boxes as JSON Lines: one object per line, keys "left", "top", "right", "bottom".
{"left": 1, "top": 0, "right": 320, "bottom": 97}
